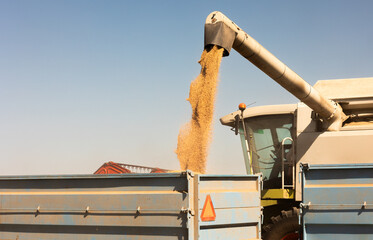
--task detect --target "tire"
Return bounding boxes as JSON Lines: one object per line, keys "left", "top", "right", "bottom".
{"left": 263, "top": 207, "right": 300, "bottom": 240}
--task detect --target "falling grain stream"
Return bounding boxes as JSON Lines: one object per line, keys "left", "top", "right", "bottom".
{"left": 176, "top": 46, "right": 224, "bottom": 173}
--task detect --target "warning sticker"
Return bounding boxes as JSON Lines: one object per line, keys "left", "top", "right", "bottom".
{"left": 200, "top": 194, "right": 216, "bottom": 221}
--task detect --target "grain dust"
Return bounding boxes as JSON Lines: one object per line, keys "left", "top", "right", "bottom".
{"left": 176, "top": 46, "right": 224, "bottom": 173}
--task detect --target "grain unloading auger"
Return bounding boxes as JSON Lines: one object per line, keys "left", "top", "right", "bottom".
{"left": 204, "top": 11, "right": 347, "bottom": 131}
{"left": 205, "top": 11, "right": 373, "bottom": 240}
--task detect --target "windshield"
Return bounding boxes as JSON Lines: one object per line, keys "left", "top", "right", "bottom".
{"left": 243, "top": 114, "right": 294, "bottom": 188}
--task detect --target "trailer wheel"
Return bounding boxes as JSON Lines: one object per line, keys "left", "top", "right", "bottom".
{"left": 263, "top": 207, "right": 300, "bottom": 240}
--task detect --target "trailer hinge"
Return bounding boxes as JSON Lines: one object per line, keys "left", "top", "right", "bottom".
{"left": 300, "top": 163, "right": 309, "bottom": 171}
{"left": 186, "top": 170, "right": 194, "bottom": 180}
{"left": 35, "top": 205, "right": 41, "bottom": 216}
{"left": 181, "top": 207, "right": 195, "bottom": 216}
{"left": 300, "top": 202, "right": 311, "bottom": 208}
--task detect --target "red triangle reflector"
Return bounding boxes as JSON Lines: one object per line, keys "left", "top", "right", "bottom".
{"left": 201, "top": 194, "right": 216, "bottom": 221}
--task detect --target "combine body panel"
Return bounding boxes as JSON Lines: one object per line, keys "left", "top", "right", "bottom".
{"left": 0, "top": 172, "right": 261, "bottom": 240}
{"left": 301, "top": 164, "right": 373, "bottom": 239}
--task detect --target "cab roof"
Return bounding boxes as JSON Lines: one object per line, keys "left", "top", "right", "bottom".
{"left": 220, "top": 104, "right": 297, "bottom": 127}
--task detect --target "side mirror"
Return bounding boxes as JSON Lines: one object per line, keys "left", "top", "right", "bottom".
{"left": 234, "top": 114, "right": 240, "bottom": 135}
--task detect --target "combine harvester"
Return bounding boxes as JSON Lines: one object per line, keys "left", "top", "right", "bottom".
{"left": 0, "top": 11, "right": 372, "bottom": 240}
{"left": 206, "top": 11, "right": 373, "bottom": 239}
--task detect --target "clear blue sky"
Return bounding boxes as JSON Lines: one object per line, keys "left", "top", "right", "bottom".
{"left": 1, "top": 0, "right": 372, "bottom": 175}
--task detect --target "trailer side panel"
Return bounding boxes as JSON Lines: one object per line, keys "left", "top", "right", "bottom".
{"left": 302, "top": 164, "right": 373, "bottom": 240}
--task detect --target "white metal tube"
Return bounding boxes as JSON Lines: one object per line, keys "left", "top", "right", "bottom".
{"left": 205, "top": 11, "right": 347, "bottom": 130}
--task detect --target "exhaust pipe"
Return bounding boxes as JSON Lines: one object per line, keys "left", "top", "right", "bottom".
{"left": 205, "top": 11, "right": 347, "bottom": 130}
